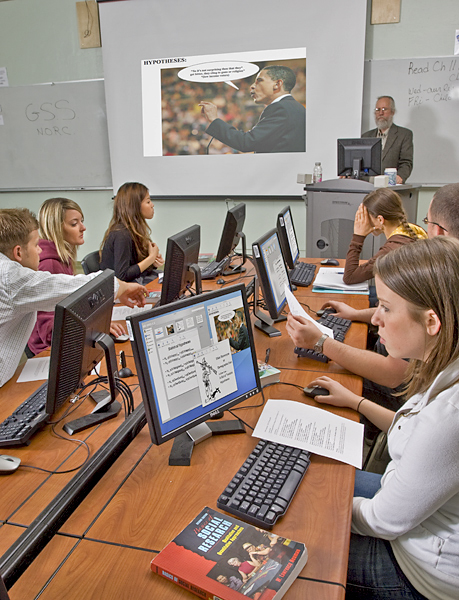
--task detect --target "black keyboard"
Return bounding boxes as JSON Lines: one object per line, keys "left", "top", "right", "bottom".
{"left": 217, "top": 439, "right": 311, "bottom": 529}
{"left": 294, "top": 311, "right": 352, "bottom": 363}
{"left": 0, "top": 382, "right": 49, "bottom": 447}
{"left": 200, "top": 257, "right": 230, "bottom": 280}
{"left": 289, "top": 262, "right": 316, "bottom": 287}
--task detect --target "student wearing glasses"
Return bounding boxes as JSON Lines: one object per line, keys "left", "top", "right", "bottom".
{"left": 362, "top": 96, "right": 413, "bottom": 184}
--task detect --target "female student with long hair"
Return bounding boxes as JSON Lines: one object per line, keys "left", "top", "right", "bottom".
{"left": 288, "top": 236, "right": 459, "bottom": 599}
{"left": 343, "top": 188, "right": 427, "bottom": 285}
{"left": 27, "top": 198, "right": 123, "bottom": 356}
{"left": 100, "top": 182, "right": 164, "bottom": 283}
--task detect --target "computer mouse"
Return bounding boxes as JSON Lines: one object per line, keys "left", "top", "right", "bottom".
{"left": 303, "top": 386, "right": 330, "bottom": 399}
{"left": 0, "top": 454, "right": 21, "bottom": 475}
{"left": 317, "top": 307, "right": 337, "bottom": 317}
{"left": 217, "top": 278, "right": 225, "bottom": 285}
{"left": 114, "top": 334, "right": 130, "bottom": 343}
{"left": 321, "top": 258, "right": 339, "bottom": 266}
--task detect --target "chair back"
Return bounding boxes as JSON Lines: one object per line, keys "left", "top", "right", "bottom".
{"left": 81, "top": 250, "right": 101, "bottom": 274}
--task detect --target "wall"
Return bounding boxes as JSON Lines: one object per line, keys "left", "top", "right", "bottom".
{"left": 1, "top": 0, "right": 458, "bottom": 256}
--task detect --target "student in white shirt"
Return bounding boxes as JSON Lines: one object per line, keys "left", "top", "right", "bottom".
{"left": 0, "top": 208, "right": 147, "bottom": 388}
{"left": 308, "top": 237, "right": 459, "bottom": 600}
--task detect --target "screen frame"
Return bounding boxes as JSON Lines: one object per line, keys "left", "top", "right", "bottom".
{"left": 127, "top": 283, "right": 261, "bottom": 445}
{"left": 276, "top": 205, "right": 300, "bottom": 269}
{"left": 46, "top": 270, "right": 116, "bottom": 415}
{"left": 337, "top": 137, "right": 382, "bottom": 178}
{"left": 252, "top": 228, "right": 291, "bottom": 320}
{"left": 160, "top": 224, "right": 201, "bottom": 305}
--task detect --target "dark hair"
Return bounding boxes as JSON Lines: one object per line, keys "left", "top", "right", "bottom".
{"left": 262, "top": 66, "right": 296, "bottom": 93}
{"left": 0, "top": 208, "right": 39, "bottom": 256}
{"left": 100, "top": 182, "right": 151, "bottom": 260}
{"left": 374, "top": 237, "right": 459, "bottom": 398}
{"left": 363, "top": 188, "right": 419, "bottom": 239}
{"left": 430, "top": 183, "right": 459, "bottom": 238}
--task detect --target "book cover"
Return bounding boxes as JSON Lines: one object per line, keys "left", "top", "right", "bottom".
{"left": 151, "top": 507, "right": 308, "bottom": 600}
{"left": 257, "top": 360, "right": 281, "bottom": 387}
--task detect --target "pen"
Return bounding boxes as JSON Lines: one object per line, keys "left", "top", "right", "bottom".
{"left": 265, "top": 348, "right": 271, "bottom": 364}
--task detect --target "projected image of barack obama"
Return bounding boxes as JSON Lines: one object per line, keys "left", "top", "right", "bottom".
{"left": 199, "top": 65, "right": 306, "bottom": 154}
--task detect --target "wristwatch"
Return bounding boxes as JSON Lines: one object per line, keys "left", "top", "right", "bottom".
{"left": 313, "top": 333, "right": 329, "bottom": 354}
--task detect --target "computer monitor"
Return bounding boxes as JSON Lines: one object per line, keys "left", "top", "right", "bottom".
{"left": 252, "top": 229, "right": 292, "bottom": 337}
{"left": 127, "top": 284, "right": 260, "bottom": 465}
{"left": 46, "top": 269, "right": 122, "bottom": 435}
{"left": 160, "top": 224, "right": 202, "bottom": 305}
{"left": 337, "top": 137, "right": 382, "bottom": 179}
{"left": 277, "top": 205, "right": 300, "bottom": 270}
{"left": 215, "top": 202, "right": 247, "bottom": 275}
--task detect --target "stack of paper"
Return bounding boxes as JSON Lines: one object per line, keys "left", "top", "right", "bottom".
{"left": 312, "top": 267, "right": 369, "bottom": 294}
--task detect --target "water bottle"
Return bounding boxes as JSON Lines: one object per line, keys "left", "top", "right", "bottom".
{"left": 313, "top": 162, "right": 322, "bottom": 183}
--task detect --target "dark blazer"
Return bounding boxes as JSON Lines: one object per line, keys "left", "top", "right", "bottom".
{"left": 362, "top": 123, "right": 413, "bottom": 183}
{"left": 206, "top": 95, "right": 306, "bottom": 153}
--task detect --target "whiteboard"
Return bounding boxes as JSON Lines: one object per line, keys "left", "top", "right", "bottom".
{"left": 363, "top": 57, "right": 459, "bottom": 184}
{"left": 98, "top": 0, "right": 367, "bottom": 196}
{"left": 0, "top": 80, "right": 112, "bottom": 190}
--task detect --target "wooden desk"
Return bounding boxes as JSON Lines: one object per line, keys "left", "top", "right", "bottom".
{"left": 8, "top": 368, "right": 360, "bottom": 600}
{"left": 2, "top": 264, "right": 367, "bottom": 598}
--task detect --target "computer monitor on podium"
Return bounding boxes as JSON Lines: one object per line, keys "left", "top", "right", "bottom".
{"left": 337, "top": 137, "right": 382, "bottom": 179}
{"left": 127, "top": 284, "right": 260, "bottom": 465}
{"left": 47, "top": 270, "right": 121, "bottom": 435}
{"left": 252, "top": 229, "right": 292, "bottom": 337}
{"left": 160, "top": 224, "right": 202, "bottom": 305}
{"left": 215, "top": 202, "right": 247, "bottom": 275}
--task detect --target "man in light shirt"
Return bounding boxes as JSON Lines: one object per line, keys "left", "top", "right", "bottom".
{"left": 0, "top": 208, "right": 147, "bottom": 387}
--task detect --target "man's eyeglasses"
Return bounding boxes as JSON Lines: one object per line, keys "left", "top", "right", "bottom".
{"left": 374, "top": 108, "right": 391, "bottom": 114}
{"left": 422, "top": 217, "right": 448, "bottom": 232}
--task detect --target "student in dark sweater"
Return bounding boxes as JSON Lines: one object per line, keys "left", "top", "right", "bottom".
{"left": 100, "top": 182, "right": 164, "bottom": 283}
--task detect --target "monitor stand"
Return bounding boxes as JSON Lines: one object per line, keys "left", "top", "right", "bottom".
{"left": 252, "top": 278, "right": 284, "bottom": 337}
{"left": 169, "top": 420, "right": 245, "bottom": 466}
{"left": 63, "top": 334, "right": 122, "bottom": 435}
{"left": 221, "top": 233, "right": 247, "bottom": 276}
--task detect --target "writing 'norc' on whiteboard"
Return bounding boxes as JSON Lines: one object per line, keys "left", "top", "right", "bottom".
{"left": 178, "top": 61, "right": 259, "bottom": 90}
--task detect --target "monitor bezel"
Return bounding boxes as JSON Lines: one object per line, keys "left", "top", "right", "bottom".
{"left": 127, "top": 283, "right": 261, "bottom": 446}
{"left": 215, "top": 202, "right": 246, "bottom": 263}
{"left": 337, "top": 137, "right": 382, "bottom": 178}
{"left": 252, "top": 228, "right": 291, "bottom": 321}
{"left": 160, "top": 224, "right": 201, "bottom": 306}
{"left": 46, "top": 269, "right": 117, "bottom": 416}
{"left": 276, "top": 205, "right": 300, "bottom": 270}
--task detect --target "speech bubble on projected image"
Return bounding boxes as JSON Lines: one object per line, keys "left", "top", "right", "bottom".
{"left": 178, "top": 61, "right": 260, "bottom": 90}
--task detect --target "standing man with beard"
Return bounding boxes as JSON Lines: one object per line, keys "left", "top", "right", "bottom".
{"left": 362, "top": 96, "right": 413, "bottom": 184}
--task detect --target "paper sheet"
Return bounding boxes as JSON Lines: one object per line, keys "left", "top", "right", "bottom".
{"left": 284, "top": 285, "right": 334, "bottom": 338}
{"left": 253, "top": 398, "right": 364, "bottom": 468}
{"left": 112, "top": 304, "right": 151, "bottom": 321}
{"left": 17, "top": 357, "right": 50, "bottom": 382}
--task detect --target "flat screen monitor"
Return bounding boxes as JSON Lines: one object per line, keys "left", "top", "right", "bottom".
{"left": 277, "top": 205, "right": 300, "bottom": 270}
{"left": 252, "top": 229, "right": 291, "bottom": 337}
{"left": 337, "top": 137, "right": 382, "bottom": 179}
{"left": 127, "top": 284, "right": 260, "bottom": 465}
{"left": 46, "top": 269, "right": 121, "bottom": 434}
{"left": 160, "top": 224, "right": 202, "bottom": 306}
{"left": 215, "top": 202, "right": 247, "bottom": 275}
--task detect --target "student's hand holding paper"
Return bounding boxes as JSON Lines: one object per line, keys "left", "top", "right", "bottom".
{"left": 308, "top": 375, "right": 362, "bottom": 410}
{"left": 286, "top": 313, "right": 324, "bottom": 349}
